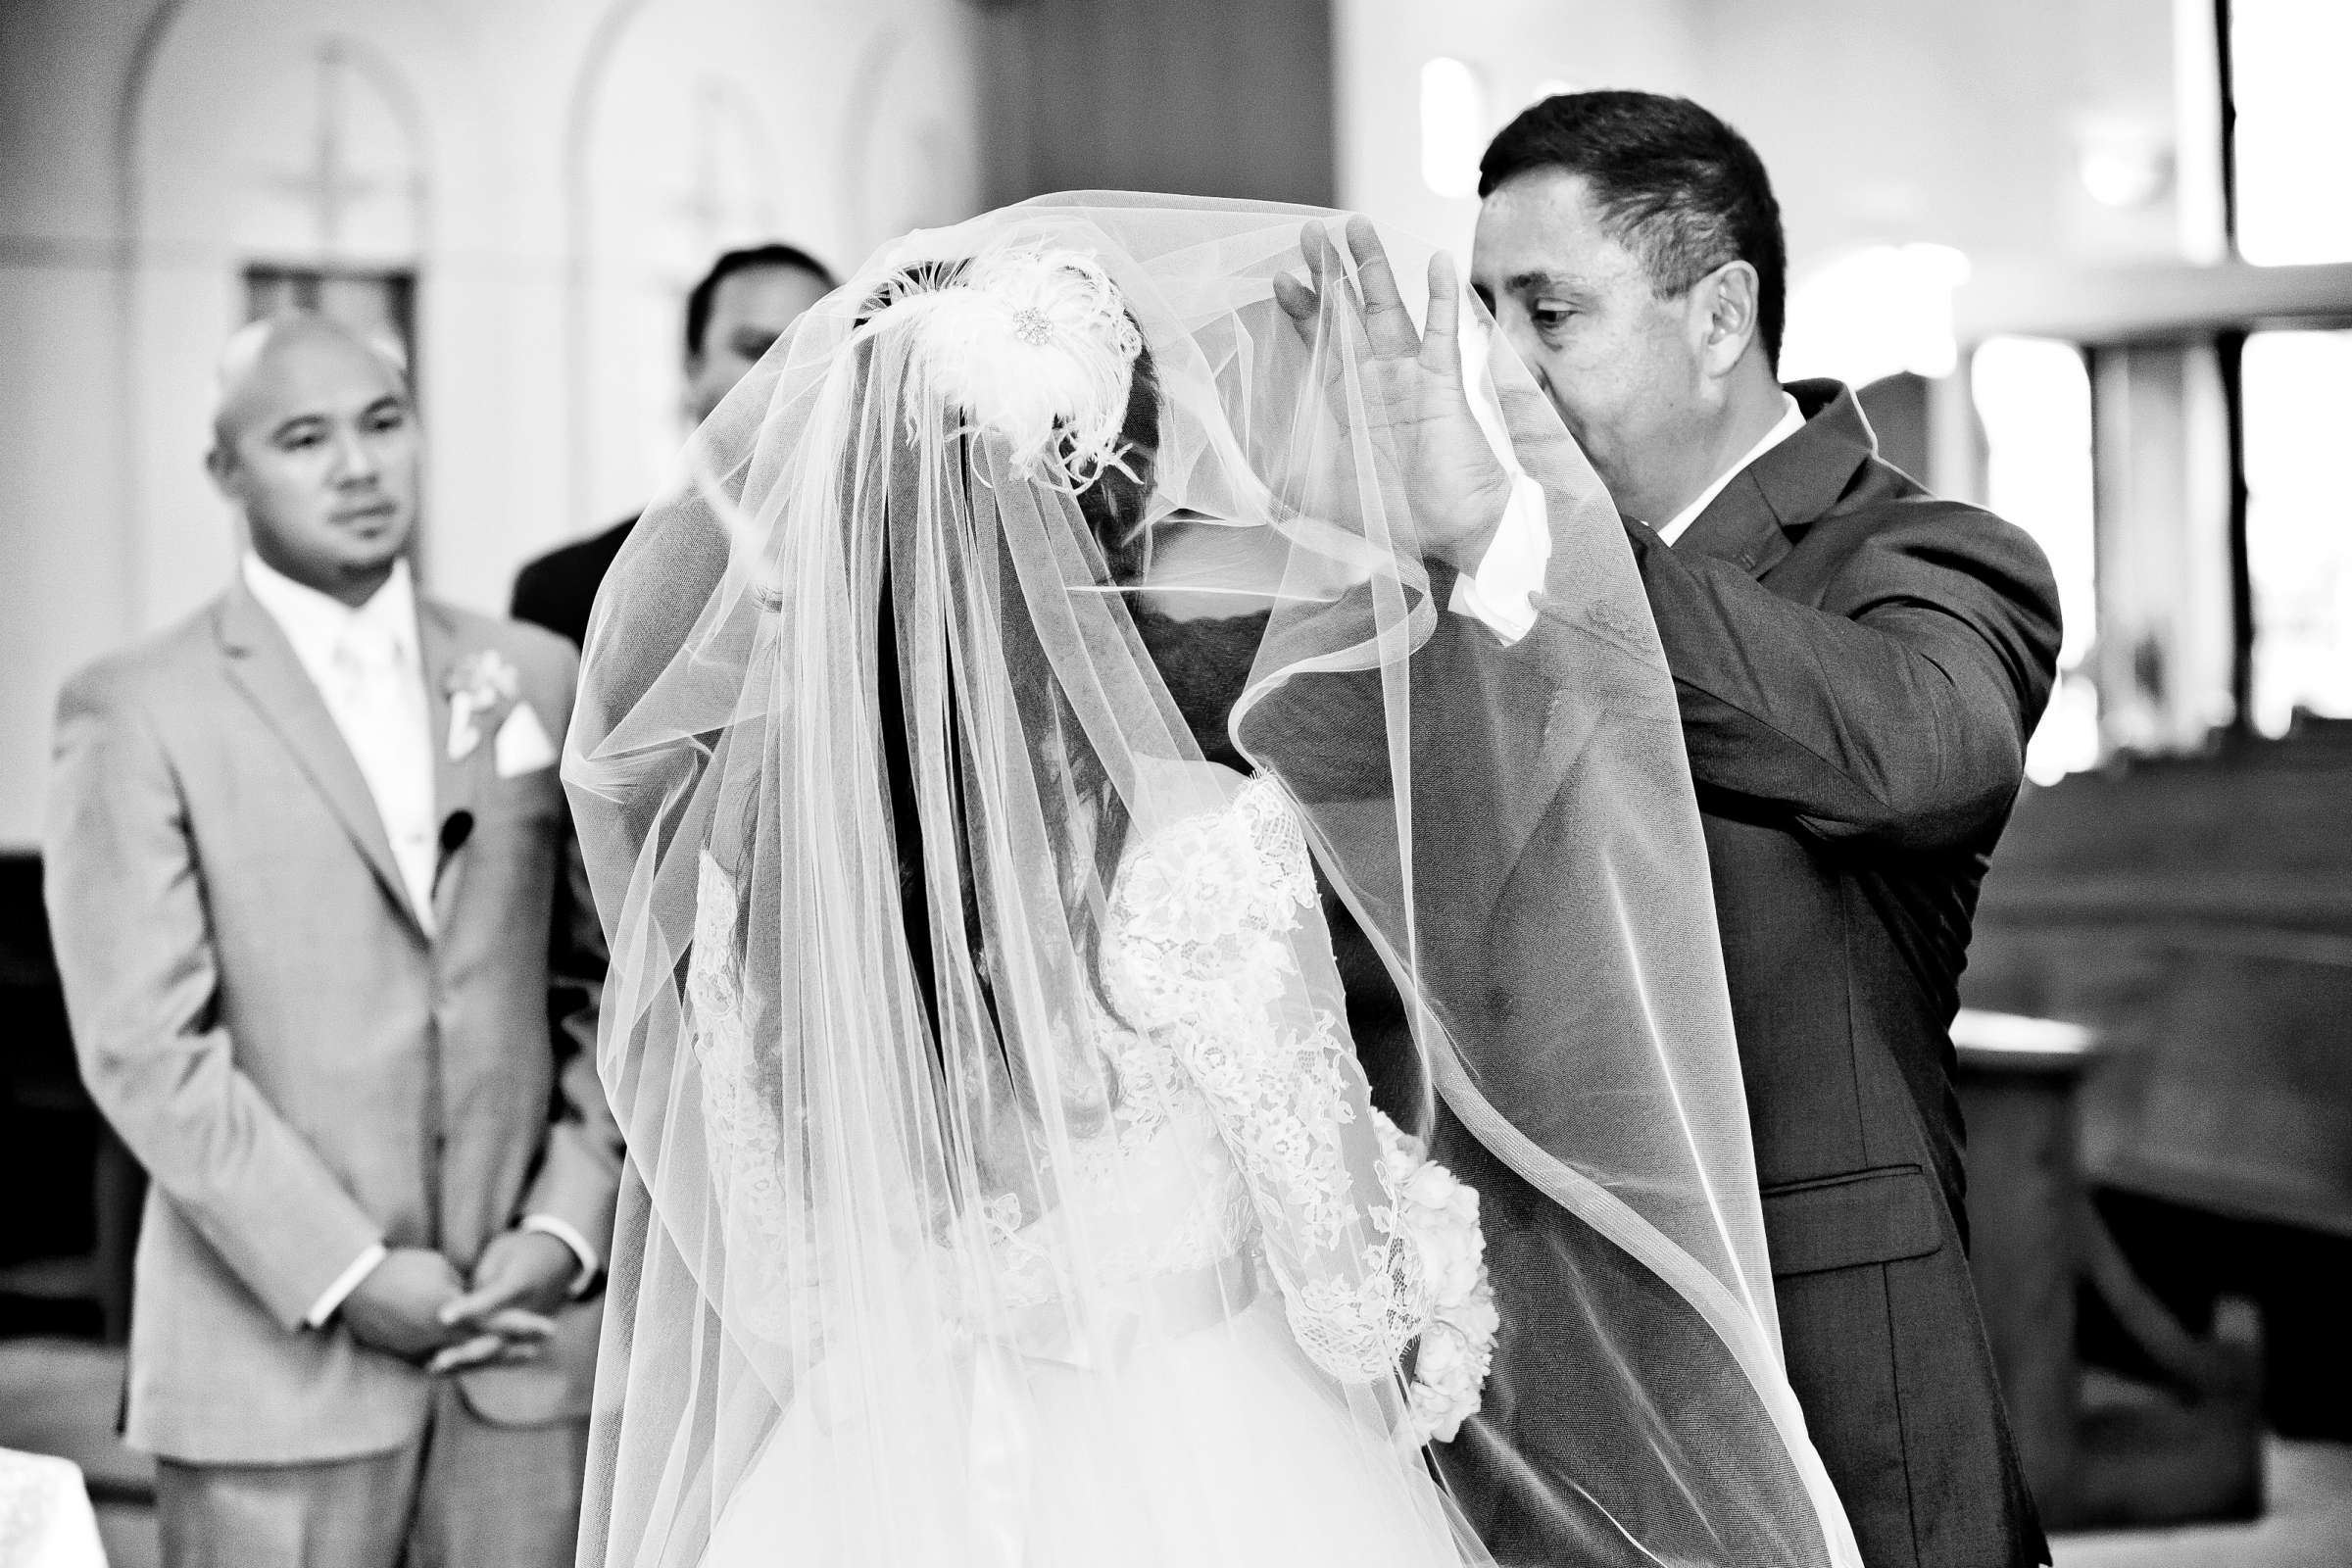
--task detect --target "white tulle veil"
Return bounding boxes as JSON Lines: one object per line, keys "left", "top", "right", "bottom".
{"left": 563, "top": 193, "right": 1861, "bottom": 1568}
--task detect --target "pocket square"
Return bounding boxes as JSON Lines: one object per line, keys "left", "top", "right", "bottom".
{"left": 495, "top": 701, "right": 561, "bottom": 777}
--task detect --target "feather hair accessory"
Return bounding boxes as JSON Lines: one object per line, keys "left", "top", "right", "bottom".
{"left": 868, "top": 245, "right": 1145, "bottom": 489}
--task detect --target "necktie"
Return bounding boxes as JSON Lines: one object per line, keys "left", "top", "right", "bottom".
{"left": 332, "top": 620, "right": 439, "bottom": 934}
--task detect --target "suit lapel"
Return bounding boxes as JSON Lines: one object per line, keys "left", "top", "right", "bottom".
{"left": 1670, "top": 468, "right": 1798, "bottom": 580}
{"left": 1670, "top": 379, "right": 1878, "bottom": 581}
{"left": 418, "top": 600, "right": 479, "bottom": 937}
{"left": 217, "top": 584, "right": 426, "bottom": 935}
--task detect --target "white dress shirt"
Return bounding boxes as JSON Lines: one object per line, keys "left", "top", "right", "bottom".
{"left": 243, "top": 554, "right": 439, "bottom": 933}
{"left": 1445, "top": 305, "right": 1554, "bottom": 643}
{"left": 241, "top": 555, "right": 599, "bottom": 1325}
{"left": 1652, "top": 392, "right": 1805, "bottom": 546}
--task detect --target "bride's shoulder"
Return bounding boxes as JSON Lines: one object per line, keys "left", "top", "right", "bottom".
{"left": 1125, "top": 755, "right": 1246, "bottom": 813}
{"left": 1114, "top": 763, "right": 1310, "bottom": 911}
{"left": 1122, "top": 759, "right": 1291, "bottom": 840}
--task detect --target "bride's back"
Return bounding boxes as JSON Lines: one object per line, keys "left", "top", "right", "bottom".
{"left": 990, "top": 765, "right": 1314, "bottom": 1296}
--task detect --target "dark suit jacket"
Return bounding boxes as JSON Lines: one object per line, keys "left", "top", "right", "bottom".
{"left": 1626, "top": 379, "right": 2059, "bottom": 1567}
{"left": 512, "top": 515, "right": 638, "bottom": 649}
{"left": 1281, "top": 378, "right": 2057, "bottom": 1567}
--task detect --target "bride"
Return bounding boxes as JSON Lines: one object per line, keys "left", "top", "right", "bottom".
{"left": 564, "top": 197, "right": 1859, "bottom": 1567}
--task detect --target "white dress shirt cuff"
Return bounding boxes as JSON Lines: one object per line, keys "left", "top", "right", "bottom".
{"left": 521, "top": 1213, "right": 602, "bottom": 1298}
{"left": 305, "top": 1242, "right": 389, "bottom": 1329}
{"left": 1446, "top": 469, "right": 1551, "bottom": 645}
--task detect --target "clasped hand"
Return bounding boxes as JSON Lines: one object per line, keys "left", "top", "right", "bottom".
{"left": 338, "top": 1230, "right": 575, "bottom": 1375}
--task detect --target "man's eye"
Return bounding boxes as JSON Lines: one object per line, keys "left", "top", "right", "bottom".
{"left": 366, "top": 408, "right": 408, "bottom": 433}
{"left": 1531, "top": 303, "right": 1575, "bottom": 330}
{"left": 277, "top": 430, "right": 322, "bottom": 451}
{"left": 733, "top": 331, "right": 779, "bottom": 360}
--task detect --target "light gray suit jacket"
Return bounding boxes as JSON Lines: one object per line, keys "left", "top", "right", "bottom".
{"left": 43, "top": 579, "right": 622, "bottom": 1465}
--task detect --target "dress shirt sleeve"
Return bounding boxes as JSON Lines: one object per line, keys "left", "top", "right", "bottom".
{"left": 519, "top": 1213, "right": 601, "bottom": 1297}
{"left": 304, "top": 1242, "right": 389, "bottom": 1328}
{"left": 1445, "top": 470, "right": 1551, "bottom": 645}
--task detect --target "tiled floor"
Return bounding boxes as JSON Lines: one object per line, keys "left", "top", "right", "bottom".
{"left": 5, "top": 1335, "right": 2347, "bottom": 1567}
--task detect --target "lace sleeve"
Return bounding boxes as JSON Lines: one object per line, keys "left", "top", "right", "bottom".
{"left": 685, "top": 850, "right": 808, "bottom": 1345}
{"left": 1109, "top": 777, "right": 1428, "bottom": 1382}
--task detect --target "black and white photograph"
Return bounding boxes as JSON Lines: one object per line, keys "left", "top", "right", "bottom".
{"left": 1, "top": 3, "right": 2345, "bottom": 1566}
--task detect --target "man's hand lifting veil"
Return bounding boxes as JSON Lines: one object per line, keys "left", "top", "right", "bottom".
{"left": 1271, "top": 215, "right": 1571, "bottom": 575}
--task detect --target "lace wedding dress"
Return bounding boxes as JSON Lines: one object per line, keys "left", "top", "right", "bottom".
{"left": 696, "top": 768, "right": 1476, "bottom": 1567}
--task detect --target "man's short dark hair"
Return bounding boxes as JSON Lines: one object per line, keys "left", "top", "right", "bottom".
{"left": 684, "top": 243, "right": 837, "bottom": 359}
{"left": 1480, "top": 91, "right": 1787, "bottom": 367}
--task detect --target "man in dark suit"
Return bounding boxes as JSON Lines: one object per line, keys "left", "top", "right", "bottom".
{"left": 512, "top": 243, "right": 834, "bottom": 647}
{"left": 1461, "top": 93, "right": 2061, "bottom": 1567}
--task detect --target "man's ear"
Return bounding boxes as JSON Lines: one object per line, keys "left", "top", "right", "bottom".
{"left": 1696, "top": 261, "right": 1761, "bottom": 378}
{"left": 204, "top": 440, "right": 239, "bottom": 500}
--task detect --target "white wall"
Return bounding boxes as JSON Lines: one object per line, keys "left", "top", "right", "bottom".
{"left": 1335, "top": 0, "right": 1706, "bottom": 261}
{"left": 0, "top": 0, "right": 981, "bottom": 847}
{"left": 0, "top": 0, "right": 2214, "bottom": 847}
{"left": 1692, "top": 0, "right": 2189, "bottom": 282}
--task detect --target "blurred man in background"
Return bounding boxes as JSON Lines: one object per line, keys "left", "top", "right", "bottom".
{"left": 45, "top": 312, "right": 620, "bottom": 1568}
{"left": 1465, "top": 91, "right": 2060, "bottom": 1568}
{"left": 511, "top": 242, "right": 836, "bottom": 647}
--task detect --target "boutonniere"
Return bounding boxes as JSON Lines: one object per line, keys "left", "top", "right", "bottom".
{"left": 445, "top": 649, "right": 522, "bottom": 761}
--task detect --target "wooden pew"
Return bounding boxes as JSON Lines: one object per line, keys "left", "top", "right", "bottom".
{"left": 1959, "top": 723, "right": 2352, "bottom": 1522}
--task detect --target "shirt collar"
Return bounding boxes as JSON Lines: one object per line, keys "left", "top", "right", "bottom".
{"left": 1653, "top": 392, "right": 1806, "bottom": 547}
{"left": 241, "top": 552, "right": 418, "bottom": 670}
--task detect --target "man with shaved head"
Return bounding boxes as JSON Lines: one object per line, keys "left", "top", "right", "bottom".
{"left": 44, "top": 311, "right": 620, "bottom": 1568}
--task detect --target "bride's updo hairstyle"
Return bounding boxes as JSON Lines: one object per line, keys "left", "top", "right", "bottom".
{"left": 855, "top": 247, "right": 1162, "bottom": 575}
{"left": 854, "top": 246, "right": 1166, "bottom": 1109}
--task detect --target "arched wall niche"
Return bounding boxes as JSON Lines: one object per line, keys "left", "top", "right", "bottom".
{"left": 124, "top": 0, "right": 478, "bottom": 632}
{"left": 566, "top": 0, "right": 980, "bottom": 533}
{"left": 841, "top": 22, "right": 980, "bottom": 254}
{"left": 122, "top": 0, "right": 982, "bottom": 622}
{"left": 0, "top": 0, "right": 980, "bottom": 845}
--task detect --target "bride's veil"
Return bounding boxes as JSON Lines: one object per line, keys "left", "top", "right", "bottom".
{"left": 564, "top": 193, "right": 1861, "bottom": 1568}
